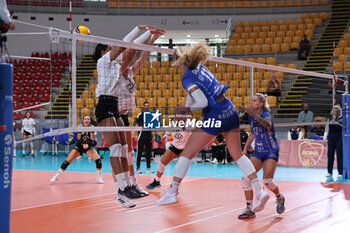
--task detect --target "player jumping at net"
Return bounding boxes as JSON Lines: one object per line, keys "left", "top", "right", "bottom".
{"left": 146, "top": 116, "right": 191, "bottom": 190}
{"left": 113, "top": 27, "right": 164, "bottom": 197}
{"left": 93, "top": 25, "right": 164, "bottom": 208}
{"left": 238, "top": 93, "right": 285, "bottom": 219}
{"left": 21, "top": 111, "right": 36, "bottom": 157}
{"left": 156, "top": 43, "right": 269, "bottom": 214}
{"left": 50, "top": 115, "right": 104, "bottom": 184}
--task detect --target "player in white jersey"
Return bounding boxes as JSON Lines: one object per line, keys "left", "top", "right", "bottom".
{"left": 93, "top": 25, "right": 164, "bottom": 208}
{"left": 115, "top": 31, "right": 163, "bottom": 197}
{"left": 50, "top": 115, "right": 104, "bottom": 184}
{"left": 146, "top": 127, "right": 191, "bottom": 190}
{"left": 21, "top": 112, "right": 36, "bottom": 157}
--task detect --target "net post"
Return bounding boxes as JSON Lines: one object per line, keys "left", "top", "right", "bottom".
{"left": 72, "top": 37, "right": 77, "bottom": 128}
{"left": 250, "top": 66, "right": 254, "bottom": 99}
{"left": 0, "top": 63, "right": 13, "bottom": 233}
{"left": 342, "top": 94, "right": 350, "bottom": 179}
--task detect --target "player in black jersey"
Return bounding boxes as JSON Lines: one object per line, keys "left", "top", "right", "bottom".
{"left": 50, "top": 115, "right": 104, "bottom": 183}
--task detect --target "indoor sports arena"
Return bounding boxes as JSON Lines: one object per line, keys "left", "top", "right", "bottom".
{"left": 1, "top": 0, "right": 350, "bottom": 232}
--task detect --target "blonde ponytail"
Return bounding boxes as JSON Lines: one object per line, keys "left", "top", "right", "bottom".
{"left": 173, "top": 42, "right": 211, "bottom": 69}
{"left": 255, "top": 93, "right": 270, "bottom": 112}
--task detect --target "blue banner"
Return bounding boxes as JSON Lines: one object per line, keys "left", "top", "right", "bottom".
{"left": 0, "top": 63, "right": 13, "bottom": 233}
{"left": 43, "top": 128, "right": 77, "bottom": 145}
{"left": 342, "top": 94, "right": 350, "bottom": 179}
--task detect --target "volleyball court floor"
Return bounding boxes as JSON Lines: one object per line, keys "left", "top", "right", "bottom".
{"left": 11, "top": 155, "right": 350, "bottom": 233}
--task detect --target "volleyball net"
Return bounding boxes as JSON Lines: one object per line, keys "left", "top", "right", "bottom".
{"left": 9, "top": 22, "right": 349, "bottom": 153}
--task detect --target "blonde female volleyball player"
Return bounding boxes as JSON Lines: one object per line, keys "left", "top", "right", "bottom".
{"left": 93, "top": 25, "right": 164, "bottom": 208}
{"left": 21, "top": 111, "right": 36, "bottom": 157}
{"left": 115, "top": 30, "right": 164, "bottom": 197}
{"left": 156, "top": 43, "right": 269, "bottom": 213}
{"left": 238, "top": 93, "right": 285, "bottom": 219}
{"left": 50, "top": 115, "right": 104, "bottom": 183}
{"left": 146, "top": 127, "right": 191, "bottom": 190}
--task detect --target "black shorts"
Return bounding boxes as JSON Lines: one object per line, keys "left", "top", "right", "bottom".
{"left": 95, "top": 95, "right": 120, "bottom": 124}
{"left": 169, "top": 144, "right": 183, "bottom": 155}
{"left": 23, "top": 130, "right": 33, "bottom": 136}
{"left": 73, "top": 143, "right": 89, "bottom": 155}
{"left": 120, "top": 114, "right": 130, "bottom": 126}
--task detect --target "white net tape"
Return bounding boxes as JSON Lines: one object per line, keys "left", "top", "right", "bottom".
{"left": 12, "top": 21, "right": 342, "bottom": 146}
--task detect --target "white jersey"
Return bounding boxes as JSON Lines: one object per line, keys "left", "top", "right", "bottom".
{"left": 165, "top": 129, "right": 191, "bottom": 150}
{"left": 21, "top": 118, "right": 36, "bottom": 134}
{"left": 117, "top": 69, "right": 136, "bottom": 113}
{"left": 95, "top": 52, "right": 123, "bottom": 98}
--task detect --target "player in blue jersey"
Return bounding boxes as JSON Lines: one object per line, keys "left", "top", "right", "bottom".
{"left": 238, "top": 93, "right": 285, "bottom": 219}
{"left": 156, "top": 43, "right": 269, "bottom": 213}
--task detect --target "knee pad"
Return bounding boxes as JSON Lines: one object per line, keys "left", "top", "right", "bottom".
{"left": 127, "top": 150, "right": 134, "bottom": 166}
{"left": 173, "top": 157, "right": 191, "bottom": 179}
{"left": 30, "top": 142, "right": 34, "bottom": 147}
{"left": 109, "top": 144, "right": 122, "bottom": 157}
{"left": 242, "top": 176, "right": 252, "bottom": 191}
{"left": 121, "top": 144, "right": 128, "bottom": 158}
{"left": 263, "top": 178, "right": 277, "bottom": 191}
{"left": 95, "top": 158, "right": 102, "bottom": 169}
{"left": 60, "top": 160, "right": 70, "bottom": 170}
{"left": 236, "top": 155, "right": 256, "bottom": 177}
{"left": 158, "top": 162, "right": 166, "bottom": 173}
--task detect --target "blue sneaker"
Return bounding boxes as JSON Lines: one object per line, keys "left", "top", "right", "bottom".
{"left": 238, "top": 208, "right": 256, "bottom": 219}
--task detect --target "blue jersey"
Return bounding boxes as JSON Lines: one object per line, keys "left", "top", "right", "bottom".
{"left": 181, "top": 64, "right": 239, "bottom": 135}
{"left": 249, "top": 111, "right": 279, "bottom": 154}
{"left": 182, "top": 64, "right": 228, "bottom": 110}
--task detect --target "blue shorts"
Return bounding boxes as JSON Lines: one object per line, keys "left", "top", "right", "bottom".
{"left": 201, "top": 98, "right": 240, "bottom": 136}
{"left": 252, "top": 151, "right": 279, "bottom": 162}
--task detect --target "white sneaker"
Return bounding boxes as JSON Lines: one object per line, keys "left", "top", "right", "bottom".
{"left": 50, "top": 175, "right": 58, "bottom": 183}
{"left": 77, "top": 156, "right": 83, "bottom": 160}
{"left": 116, "top": 193, "right": 136, "bottom": 208}
{"left": 212, "top": 158, "right": 218, "bottom": 164}
{"left": 337, "top": 174, "right": 343, "bottom": 179}
{"left": 252, "top": 188, "right": 269, "bottom": 212}
{"left": 134, "top": 184, "right": 149, "bottom": 196}
{"left": 155, "top": 189, "right": 178, "bottom": 205}
{"left": 146, "top": 168, "right": 154, "bottom": 173}
{"left": 325, "top": 173, "right": 332, "bottom": 178}
{"left": 136, "top": 168, "right": 142, "bottom": 174}
{"left": 96, "top": 176, "right": 104, "bottom": 184}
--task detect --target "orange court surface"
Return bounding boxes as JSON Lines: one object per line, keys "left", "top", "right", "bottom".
{"left": 11, "top": 170, "right": 350, "bottom": 233}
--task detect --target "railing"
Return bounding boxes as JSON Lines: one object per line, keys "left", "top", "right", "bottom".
{"left": 8, "top": 0, "right": 330, "bottom": 9}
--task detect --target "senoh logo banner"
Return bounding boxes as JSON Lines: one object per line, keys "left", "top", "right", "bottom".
{"left": 3, "top": 134, "right": 12, "bottom": 189}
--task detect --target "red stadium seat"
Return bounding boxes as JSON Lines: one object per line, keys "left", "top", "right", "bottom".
{"left": 59, "top": 52, "right": 67, "bottom": 60}
{"left": 14, "top": 112, "right": 22, "bottom": 120}
{"left": 32, "top": 101, "right": 41, "bottom": 110}
{"left": 31, "top": 52, "right": 40, "bottom": 57}
{"left": 19, "top": 59, "right": 26, "bottom": 66}
{"left": 41, "top": 52, "right": 49, "bottom": 58}
{"left": 51, "top": 52, "right": 58, "bottom": 60}
{"left": 42, "top": 94, "right": 50, "bottom": 102}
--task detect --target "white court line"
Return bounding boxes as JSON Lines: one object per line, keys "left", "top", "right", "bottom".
{"left": 155, "top": 207, "right": 243, "bottom": 233}
{"left": 11, "top": 192, "right": 116, "bottom": 212}
{"left": 156, "top": 199, "right": 275, "bottom": 233}
{"left": 188, "top": 206, "right": 223, "bottom": 217}
{"left": 11, "top": 177, "right": 205, "bottom": 212}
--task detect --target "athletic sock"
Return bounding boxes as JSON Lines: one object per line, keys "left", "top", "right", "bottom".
{"left": 247, "top": 200, "right": 253, "bottom": 209}
{"left": 155, "top": 177, "right": 160, "bottom": 182}
{"left": 130, "top": 175, "right": 137, "bottom": 186}
{"left": 122, "top": 172, "right": 132, "bottom": 186}
{"left": 116, "top": 173, "right": 127, "bottom": 191}
{"left": 169, "top": 181, "right": 180, "bottom": 194}
{"left": 251, "top": 178, "right": 262, "bottom": 193}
